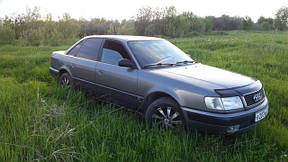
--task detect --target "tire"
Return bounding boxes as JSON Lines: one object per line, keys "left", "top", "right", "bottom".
{"left": 58, "top": 72, "right": 73, "bottom": 89}
{"left": 145, "top": 97, "right": 186, "bottom": 130}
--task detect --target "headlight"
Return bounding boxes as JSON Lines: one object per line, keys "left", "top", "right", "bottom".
{"left": 205, "top": 96, "right": 243, "bottom": 111}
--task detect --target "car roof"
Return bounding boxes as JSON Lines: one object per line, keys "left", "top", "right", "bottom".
{"left": 84, "top": 35, "right": 164, "bottom": 42}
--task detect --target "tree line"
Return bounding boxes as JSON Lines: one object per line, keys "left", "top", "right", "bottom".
{"left": 0, "top": 6, "right": 287, "bottom": 46}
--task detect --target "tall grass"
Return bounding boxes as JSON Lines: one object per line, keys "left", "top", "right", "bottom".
{"left": 0, "top": 31, "right": 287, "bottom": 161}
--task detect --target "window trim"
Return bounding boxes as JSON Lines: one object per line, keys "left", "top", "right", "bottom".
{"left": 66, "top": 40, "right": 84, "bottom": 56}
{"left": 99, "top": 39, "right": 138, "bottom": 68}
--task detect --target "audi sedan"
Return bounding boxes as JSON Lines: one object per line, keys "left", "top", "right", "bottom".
{"left": 49, "top": 35, "right": 269, "bottom": 134}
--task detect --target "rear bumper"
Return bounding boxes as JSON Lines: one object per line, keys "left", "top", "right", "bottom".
{"left": 49, "top": 67, "right": 59, "bottom": 78}
{"left": 181, "top": 97, "right": 269, "bottom": 135}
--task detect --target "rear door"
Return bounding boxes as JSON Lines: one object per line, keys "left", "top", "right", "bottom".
{"left": 68, "top": 38, "right": 103, "bottom": 86}
{"left": 96, "top": 39, "right": 140, "bottom": 109}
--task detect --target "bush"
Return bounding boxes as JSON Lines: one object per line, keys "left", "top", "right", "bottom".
{"left": 186, "top": 32, "right": 201, "bottom": 37}
{"left": 45, "top": 32, "right": 65, "bottom": 46}
{"left": 17, "top": 29, "right": 41, "bottom": 46}
{"left": 206, "top": 31, "right": 228, "bottom": 35}
{"left": 0, "top": 26, "right": 16, "bottom": 45}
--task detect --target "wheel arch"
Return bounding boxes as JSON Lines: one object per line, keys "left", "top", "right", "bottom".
{"left": 138, "top": 89, "right": 183, "bottom": 114}
{"left": 58, "top": 65, "right": 72, "bottom": 78}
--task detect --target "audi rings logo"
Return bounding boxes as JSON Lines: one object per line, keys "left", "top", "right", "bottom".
{"left": 253, "top": 92, "right": 263, "bottom": 102}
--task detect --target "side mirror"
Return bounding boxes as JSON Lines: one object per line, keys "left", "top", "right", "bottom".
{"left": 118, "top": 58, "right": 135, "bottom": 68}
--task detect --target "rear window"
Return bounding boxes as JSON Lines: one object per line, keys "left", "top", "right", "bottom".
{"left": 77, "top": 38, "right": 103, "bottom": 60}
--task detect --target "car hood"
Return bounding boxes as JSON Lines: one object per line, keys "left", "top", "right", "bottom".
{"left": 154, "top": 63, "right": 256, "bottom": 89}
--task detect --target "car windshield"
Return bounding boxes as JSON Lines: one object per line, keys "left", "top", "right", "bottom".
{"left": 128, "top": 40, "right": 193, "bottom": 68}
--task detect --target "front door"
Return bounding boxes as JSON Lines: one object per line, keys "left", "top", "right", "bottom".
{"left": 96, "top": 39, "right": 140, "bottom": 109}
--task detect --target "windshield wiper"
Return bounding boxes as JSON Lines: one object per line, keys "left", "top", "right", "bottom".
{"left": 143, "top": 56, "right": 176, "bottom": 69}
{"left": 176, "top": 60, "right": 197, "bottom": 65}
{"left": 143, "top": 60, "right": 197, "bottom": 68}
{"left": 143, "top": 63, "right": 175, "bottom": 69}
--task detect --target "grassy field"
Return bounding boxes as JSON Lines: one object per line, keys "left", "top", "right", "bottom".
{"left": 0, "top": 31, "right": 287, "bottom": 161}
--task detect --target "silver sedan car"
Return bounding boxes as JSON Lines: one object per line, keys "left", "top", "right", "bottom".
{"left": 49, "top": 35, "right": 269, "bottom": 134}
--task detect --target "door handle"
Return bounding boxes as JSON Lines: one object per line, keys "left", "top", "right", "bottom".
{"left": 95, "top": 69, "right": 103, "bottom": 76}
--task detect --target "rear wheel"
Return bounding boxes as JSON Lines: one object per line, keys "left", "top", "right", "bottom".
{"left": 145, "top": 97, "right": 186, "bottom": 130}
{"left": 58, "top": 73, "right": 73, "bottom": 89}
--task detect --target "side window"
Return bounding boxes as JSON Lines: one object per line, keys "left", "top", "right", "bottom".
{"left": 68, "top": 41, "right": 82, "bottom": 56}
{"left": 101, "top": 40, "right": 130, "bottom": 66}
{"left": 77, "top": 38, "right": 102, "bottom": 60}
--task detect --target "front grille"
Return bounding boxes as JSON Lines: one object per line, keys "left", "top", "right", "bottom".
{"left": 244, "top": 88, "right": 265, "bottom": 106}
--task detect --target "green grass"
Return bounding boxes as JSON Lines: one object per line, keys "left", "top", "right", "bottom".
{"left": 0, "top": 31, "right": 287, "bottom": 161}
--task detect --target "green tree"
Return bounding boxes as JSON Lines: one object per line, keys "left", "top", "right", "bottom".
{"left": 274, "top": 7, "right": 288, "bottom": 31}
{"left": 134, "top": 7, "right": 153, "bottom": 35}
{"left": 163, "top": 6, "right": 178, "bottom": 37}
{"left": 118, "top": 19, "right": 136, "bottom": 35}
{"left": 257, "top": 16, "right": 274, "bottom": 30}
{"left": 207, "top": 15, "right": 242, "bottom": 30}
{"left": 241, "top": 16, "right": 253, "bottom": 30}
{"left": 58, "top": 13, "right": 80, "bottom": 39}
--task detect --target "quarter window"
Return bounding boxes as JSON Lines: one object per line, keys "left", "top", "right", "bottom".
{"left": 67, "top": 41, "right": 82, "bottom": 56}
{"left": 77, "top": 38, "right": 102, "bottom": 60}
{"left": 101, "top": 40, "right": 131, "bottom": 66}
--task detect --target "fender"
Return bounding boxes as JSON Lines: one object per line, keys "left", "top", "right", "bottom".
{"left": 146, "top": 87, "right": 184, "bottom": 105}
{"left": 138, "top": 87, "right": 186, "bottom": 113}
{"left": 59, "top": 65, "right": 73, "bottom": 78}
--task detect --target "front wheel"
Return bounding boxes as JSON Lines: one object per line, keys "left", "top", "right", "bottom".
{"left": 145, "top": 97, "right": 186, "bottom": 130}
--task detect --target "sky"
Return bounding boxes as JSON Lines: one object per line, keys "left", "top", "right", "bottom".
{"left": 0, "top": 0, "right": 287, "bottom": 21}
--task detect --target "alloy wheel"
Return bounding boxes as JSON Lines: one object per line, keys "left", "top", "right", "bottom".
{"left": 151, "top": 106, "right": 183, "bottom": 129}
{"left": 61, "top": 75, "right": 71, "bottom": 87}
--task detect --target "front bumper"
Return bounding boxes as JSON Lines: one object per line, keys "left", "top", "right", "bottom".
{"left": 181, "top": 97, "right": 269, "bottom": 135}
